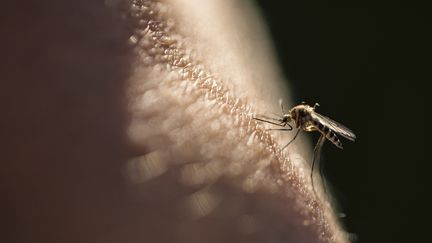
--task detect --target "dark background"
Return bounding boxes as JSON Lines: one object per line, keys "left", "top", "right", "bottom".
{"left": 256, "top": 1, "right": 427, "bottom": 243}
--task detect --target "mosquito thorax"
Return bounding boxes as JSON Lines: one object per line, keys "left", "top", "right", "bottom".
{"left": 288, "top": 104, "right": 313, "bottom": 128}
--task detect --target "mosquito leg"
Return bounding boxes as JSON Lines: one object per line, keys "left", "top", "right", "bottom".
{"left": 253, "top": 117, "right": 290, "bottom": 128}
{"left": 254, "top": 114, "right": 281, "bottom": 122}
{"left": 267, "top": 128, "right": 292, "bottom": 131}
{"left": 319, "top": 151, "right": 328, "bottom": 195}
{"left": 281, "top": 129, "right": 301, "bottom": 150}
{"left": 253, "top": 117, "right": 283, "bottom": 127}
{"left": 311, "top": 134, "right": 326, "bottom": 196}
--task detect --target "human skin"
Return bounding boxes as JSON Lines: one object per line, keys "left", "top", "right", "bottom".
{"left": 1, "top": 0, "right": 348, "bottom": 242}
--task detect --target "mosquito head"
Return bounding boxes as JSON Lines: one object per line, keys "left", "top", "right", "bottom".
{"left": 281, "top": 113, "right": 292, "bottom": 123}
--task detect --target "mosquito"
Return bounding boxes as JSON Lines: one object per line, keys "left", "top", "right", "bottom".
{"left": 253, "top": 100, "right": 356, "bottom": 194}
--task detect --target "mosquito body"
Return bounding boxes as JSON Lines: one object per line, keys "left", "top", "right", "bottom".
{"left": 253, "top": 101, "right": 356, "bottom": 194}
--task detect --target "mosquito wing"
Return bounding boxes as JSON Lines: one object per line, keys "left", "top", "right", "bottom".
{"left": 311, "top": 112, "right": 356, "bottom": 141}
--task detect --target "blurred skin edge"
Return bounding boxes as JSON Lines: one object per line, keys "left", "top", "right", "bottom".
{"left": 0, "top": 1, "right": 134, "bottom": 242}
{"left": 0, "top": 0, "right": 348, "bottom": 243}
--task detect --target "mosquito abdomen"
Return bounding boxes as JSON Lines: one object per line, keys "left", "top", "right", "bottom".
{"left": 313, "top": 120, "right": 343, "bottom": 149}
{"left": 325, "top": 129, "right": 343, "bottom": 149}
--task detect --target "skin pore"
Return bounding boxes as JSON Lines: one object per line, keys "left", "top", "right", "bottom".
{"left": 1, "top": 0, "right": 348, "bottom": 242}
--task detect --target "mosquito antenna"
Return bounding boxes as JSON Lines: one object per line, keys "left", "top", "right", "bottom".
{"left": 311, "top": 134, "right": 326, "bottom": 196}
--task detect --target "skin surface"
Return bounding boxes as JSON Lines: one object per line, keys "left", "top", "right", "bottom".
{"left": 1, "top": 0, "right": 348, "bottom": 242}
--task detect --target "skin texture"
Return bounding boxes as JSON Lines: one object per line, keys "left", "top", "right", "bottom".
{"left": 1, "top": 0, "right": 348, "bottom": 242}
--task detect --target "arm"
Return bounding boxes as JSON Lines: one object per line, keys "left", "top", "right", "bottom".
{"left": 1, "top": 0, "right": 347, "bottom": 242}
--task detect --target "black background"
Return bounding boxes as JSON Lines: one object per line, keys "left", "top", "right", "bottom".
{"left": 256, "top": 1, "right": 427, "bottom": 243}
